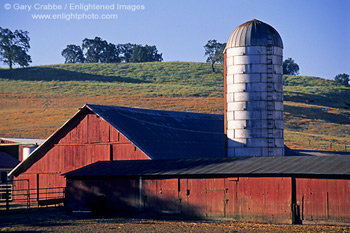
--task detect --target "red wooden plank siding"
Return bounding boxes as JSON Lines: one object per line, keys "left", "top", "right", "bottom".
{"left": 112, "top": 144, "right": 149, "bottom": 160}
{"left": 181, "top": 179, "right": 207, "bottom": 216}
{"left": 232, "top": 177, "right": 292, "bottom": 223}
{"left": 14, "top": 112, "right": 150, "bottom": 201}
{"left": 180, "top": 177, "right": 292, "bottom": 222}
{"left": 65, "top": 176, "right": 293, "bottom": 223}
{"left": 205, "top": 178, "right": 226, "bottom": 217}
{"left": 158, "top": 178, "right": 180, "bottom": 213}
{"left": 296, "top": 178, "right": 350, "bottom": 224}
{"left": 142, "top": 179, "right": 160, "bottom": 213}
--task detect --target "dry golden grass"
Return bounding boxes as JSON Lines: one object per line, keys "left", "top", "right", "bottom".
{"left": 1, "top": 92, "right": 349, "bottom": 151}
{"left": 283, "top": 101, "right": 350, "bottom": 151}
{"left": 0, "top": 93, "right": 223, "bottom": 138}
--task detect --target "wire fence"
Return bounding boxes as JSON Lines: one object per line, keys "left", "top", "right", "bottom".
{"left": 286, "top": 138, "right": 350, "bottom": 152}
{"left": 307, "top": 142, "right": 349, "bottom": 152}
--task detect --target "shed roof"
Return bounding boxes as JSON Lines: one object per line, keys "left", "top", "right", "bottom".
{"left": 0, "top": 151, "right": 20, "bottom": 169}
{"left": 64, "top": 156, "right": 350, "bottom": 178}
{"left": 226, "top": 19, "right": 283, "bottom": 49}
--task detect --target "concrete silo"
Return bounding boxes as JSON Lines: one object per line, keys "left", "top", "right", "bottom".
{"left": 224, "top": 19, "right": 284, "bottom": 157}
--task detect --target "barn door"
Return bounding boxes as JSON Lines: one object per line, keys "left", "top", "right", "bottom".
{"left": 158, "top": 179, "right": 180, "bottom": 214}
{"left": 300, "top": 190, "right": 328, "bottom": 221}
{"left": 297, "top": 178, "right": 328, "bottom": 222}
{"left": 205, "top": 178, "right": 227, "bottom": 217}
{"left": 179, "top": 178, "right": 229, "bottom": 218}
{"left": 225, "top": 178, "right": 239, "bottom": 218}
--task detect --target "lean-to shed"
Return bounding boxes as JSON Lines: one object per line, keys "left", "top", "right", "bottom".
{"left": 64, "top": 156, "right": 350, "bottom": 224}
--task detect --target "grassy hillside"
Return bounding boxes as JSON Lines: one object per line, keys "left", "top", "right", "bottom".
{"left": 283, "top": 75, "right": 350, "bottom": 109}
{"left": 1, "top": 62, "right": 349, "bottom": 151}
{"left": 0, "top": 62, "right": 223, "bottom": 97}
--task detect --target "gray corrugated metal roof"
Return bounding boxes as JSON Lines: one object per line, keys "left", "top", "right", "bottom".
{"left": 86, "top": 104, "right": 225, "bottom": 159}
{"left": 64, "top": 156, "right": 350, "bottom": 178}
{"left": 226, "top": 19, "right": 283, "bottom": 49}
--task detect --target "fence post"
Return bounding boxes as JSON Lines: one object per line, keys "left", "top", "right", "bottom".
{"left": 27, "top": 179, "right": 30, "bottom": 209}
{"left": 5, "top": 182, "right": 9, "bottom": 212}
{"left": 36, "top": 174, "right": 39, "bottom": 204}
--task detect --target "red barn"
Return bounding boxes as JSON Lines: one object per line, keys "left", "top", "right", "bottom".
{"left": 64, "top": 157, "right": 350, "bottom": 224}
{"left": 7, "top": 104, "right": 350, "bottom": 225}
{"left": 9, "top": 104, "right": 225, "bottom": 201}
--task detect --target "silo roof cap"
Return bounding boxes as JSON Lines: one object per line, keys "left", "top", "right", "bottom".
{"left": 226, "top": 19, "right": 283, "bottom": 49}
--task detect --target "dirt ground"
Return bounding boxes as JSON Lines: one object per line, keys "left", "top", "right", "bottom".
{"left": 0, "top": 207, "right": 349, "bottom": 233}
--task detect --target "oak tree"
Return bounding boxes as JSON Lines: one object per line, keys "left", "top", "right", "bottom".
{"left": 283, "top": 58, "right": 300, "bottom": 75}
{"left": 0, "top": 27, "right": 31, "bottom": 69}
{"left": 204, "top": 40, "right": 226, "bottom": 72}
{"left": 334, "top": 73, "right": 349, "bottom": 87}
{"left": 61, "top": 44, "right": 85, "bottom": 63}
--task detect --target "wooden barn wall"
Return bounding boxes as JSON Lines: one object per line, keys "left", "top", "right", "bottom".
{"left": 66, "top": 178, "right": 138, "bottom": 214}
{"left": 296, "top": 178, "right": 350, "bottom": 224}
{"left": 13, "top": 113, "right": 149, "bottom": 200}
{"left": 66, "top": 176, "right": 350, "bottom": 224}
{"left": 143, "top": 177, "right": 292, "bottom": 223}
{"left": 65, "top": 176, "right": 293, "bottom": 224}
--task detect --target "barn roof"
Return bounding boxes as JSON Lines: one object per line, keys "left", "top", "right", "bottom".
{"left": 86, "top": 104, "right": 225, "bottom": 159}
{"left": 0, "top": 151, "right": 20, "bottom": 169}
{"left": 64, "top": 156, "right": 350, "bottom": 178}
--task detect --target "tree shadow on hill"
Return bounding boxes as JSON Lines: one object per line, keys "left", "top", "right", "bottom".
{"left": 284, "top": 91, "right": 350, "bottom": 110}
{"left": 0, "top": 67, "right": 149, "bottom": 84}
{"left": 284, "top": 104, "right": 350, "bottom": 125}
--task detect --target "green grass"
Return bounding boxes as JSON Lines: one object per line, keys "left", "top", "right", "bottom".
{"left": 283, "top": 75, "right": 350, "bottom": 109}
{"left": 0, "top": 62, "right": 223, "bottom": 86}
{"left": 0, "top": 79, "right": 221, "bottom": 97}
{"left": 2, "top": 63, "right": 349, "bottom": 106}
{"left": 0, "top": 62, "right": 224, "bottom": 97}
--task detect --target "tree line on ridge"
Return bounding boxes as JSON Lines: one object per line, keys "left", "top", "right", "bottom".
{"left": 62, "top": 37, "right": 163, "bottom": 64}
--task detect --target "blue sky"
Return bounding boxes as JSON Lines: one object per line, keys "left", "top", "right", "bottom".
{"left": 1, "top": 0, "right": 349, "bottom": 79}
